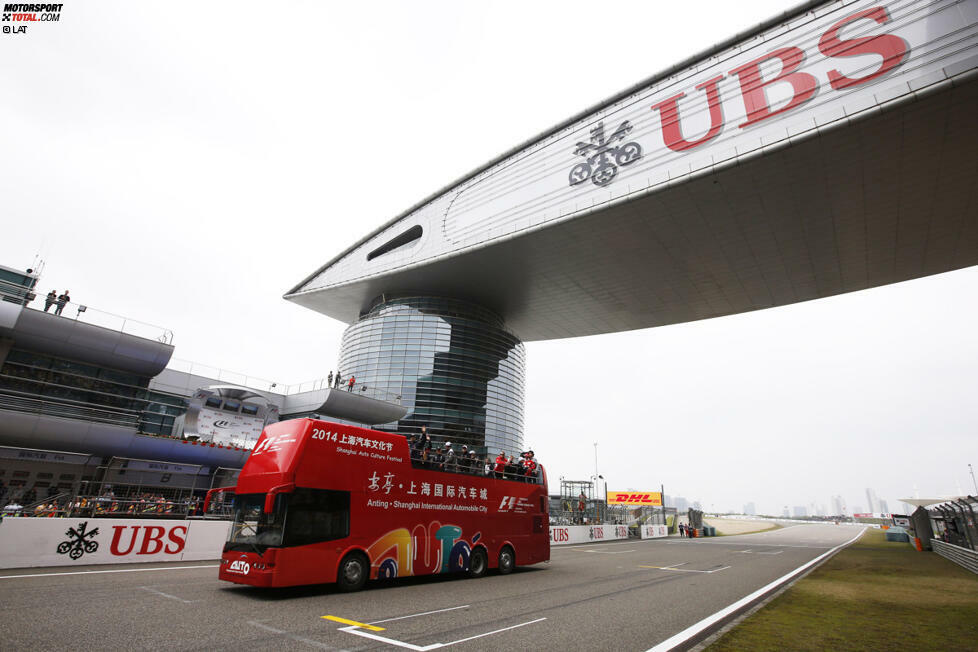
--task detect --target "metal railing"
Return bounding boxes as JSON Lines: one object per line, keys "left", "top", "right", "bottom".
{"left": 0, "top": 389, "right": 141, "bottom": 428}
{"left": 0, "top": 282, "right": 174, "bottom": 344}
{"left": 165, "top": 358, "right": 404, "bottom": 404}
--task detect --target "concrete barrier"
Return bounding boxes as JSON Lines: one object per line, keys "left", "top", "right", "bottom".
{"left": 640, "top": 524, "right": 669, "bottom": 539}
{"left": 0, "top": 517, "right": 231, "bottom": 569}
{"left": 550, "top": 524, "right": 629, "bottom": 546}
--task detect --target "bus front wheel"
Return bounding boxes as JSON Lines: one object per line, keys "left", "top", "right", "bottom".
{"left": 497, "top": 546, "right": 515, "bottom": 575}
{"left": 337, "top": 552, "right": 368, "bottom": 592}
{"left": 468, "top": 547, "right": 488, "bottom": 578}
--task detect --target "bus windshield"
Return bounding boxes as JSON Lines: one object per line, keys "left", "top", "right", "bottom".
{"left": 226, "top": 493, "right": 286, "bottom": 552}
{"left": 225, "top": 489, "right": 351, "bottom": 553}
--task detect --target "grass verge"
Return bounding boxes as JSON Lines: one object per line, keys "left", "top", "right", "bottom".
{"left": 707, "top": 529, "right": 978, "bottom": 651}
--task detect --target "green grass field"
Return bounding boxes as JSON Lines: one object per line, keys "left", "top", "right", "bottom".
{"left": 708, "top": 529, "right": 978, "bottom": 651}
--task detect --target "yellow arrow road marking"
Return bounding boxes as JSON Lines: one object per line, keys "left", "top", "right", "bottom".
{"left": 322, "top": 615, "right": 385, "bottom": 631}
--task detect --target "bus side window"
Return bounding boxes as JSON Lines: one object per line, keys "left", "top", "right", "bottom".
{"left": 540, "top": 496, "right": 547, "bottom": 513}
{"left": 284, "top": 488, "right": 351, "bottom": 547}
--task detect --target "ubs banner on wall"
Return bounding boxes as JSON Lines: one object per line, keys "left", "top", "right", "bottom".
{"left": 550, "top": 524, "right": 629, "bottom": 545}
{"left": 0, "top": 518, "right": 232, "bottom": 569}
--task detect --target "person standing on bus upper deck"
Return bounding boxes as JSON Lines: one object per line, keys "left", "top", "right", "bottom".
{"left": 458, "top": 445, "right": 469, "bottom": 472}
{"left": 430, "top": 446, "right": 444, "bottom": 470}
{"left": 327, "top": 371, "right": 333, "bottom": 388}
{"left": 347, "top": 375, "right": 356, "bottom": 391}
{"left": 494, "top": 451, "right": 507, "bottom": 478}
{"left": 443, "top": 442, "right": 456, "bottom": 472}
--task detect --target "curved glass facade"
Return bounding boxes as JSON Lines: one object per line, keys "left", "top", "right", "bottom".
{"left": 337, "top": 296, "right": 524, "bottom": 456}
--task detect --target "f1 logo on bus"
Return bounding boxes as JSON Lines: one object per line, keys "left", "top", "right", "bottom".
{"left": 228, "top": 558, "right": 250, "bottom": 575}
{"left": 253, "top": 433, "right": 295, "bottom": 455}
{"left": 498, "top": 496, "right": 533, "bottom": 513}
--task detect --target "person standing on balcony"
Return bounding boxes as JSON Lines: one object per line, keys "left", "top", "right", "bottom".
{"left": 55, "top": 290, "right": 70, "bottom": 316}
{"left": 44, "top": 290, "right": 57, "bottom": 312}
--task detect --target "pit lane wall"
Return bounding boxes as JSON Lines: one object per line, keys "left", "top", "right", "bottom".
{"left": 0, "top": 517, "right": 231, "bottom": 569}
{"left": 550, "top": 524, "right": 632, "bottom": 545}
{"left": 640, "top": 524, "right": 669, "bottom": 539}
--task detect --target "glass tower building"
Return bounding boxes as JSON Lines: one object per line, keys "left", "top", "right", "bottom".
{"left": 337, "top": 296, "right": 524, "bottom": 456}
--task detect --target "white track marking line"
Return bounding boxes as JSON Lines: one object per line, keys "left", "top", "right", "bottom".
{"left": 139, "top": 585, "right": 198, "bottom": 604}
{"left": 0, "top": 564, "right": 218, "bottom": 580}
{"left": 646, "top": 528, "right": 866, "bottom": 652}
{"left": 757, "top": 550, "right": 784, "bottom": 555}
{"left": 445, "top": 618, "right": 547, "bottom": 646}
{"left": 250, "top": 621, "right": 343, "bottom": 651}
{"left": 640, "top": 564, "right": 729, "bottom": 574}
{"left": 338, "top": 618, "right": 546, "bottom": 650}
{"left": 582, "top": 549, "right": 636, "bottom": 554}
{"left": 370, "top": 605, "right": 470, "bottom": 625}
{"left": 667, "top": 540, "right": 827, "bottom": 549}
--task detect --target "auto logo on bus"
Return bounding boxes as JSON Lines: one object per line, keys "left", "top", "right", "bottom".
{"left": 228, "top": 559, "right": 250, "bottom": 575}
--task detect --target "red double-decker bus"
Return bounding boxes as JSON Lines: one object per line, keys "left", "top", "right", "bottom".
{"left": 216, "top": 418, "right": 549, "bottom": 589}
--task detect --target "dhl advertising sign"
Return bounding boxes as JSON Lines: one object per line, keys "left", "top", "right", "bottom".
{"left": 607, "top": 491, "right": 662, "bottom": 506}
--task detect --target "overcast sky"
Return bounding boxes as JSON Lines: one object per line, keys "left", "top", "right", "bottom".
{"left": 2, "top": 1, "right": 975, "bottom": 516}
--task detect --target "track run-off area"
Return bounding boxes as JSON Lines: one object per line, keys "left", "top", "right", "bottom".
{"left": 0, "top": 523, "right": 864, "bottom": 651}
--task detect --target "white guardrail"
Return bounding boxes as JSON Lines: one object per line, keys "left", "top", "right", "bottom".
{"left": 0, "top": 518, "right": 231, "bottom": 569}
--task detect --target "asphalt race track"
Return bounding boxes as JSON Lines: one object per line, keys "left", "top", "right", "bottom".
{"left": 0, "top": 524, "right": 864, "bottom": 651}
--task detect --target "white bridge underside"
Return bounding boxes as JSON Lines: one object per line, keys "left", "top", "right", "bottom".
{"left": 290, "top": 74, "right": 978, "bottom": 341}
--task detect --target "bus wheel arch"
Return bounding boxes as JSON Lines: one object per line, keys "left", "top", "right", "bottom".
{"left": 468, "top": 545, "right": 488, "bottom": 578}
{"left": 336, "top": 550, "right": 370, "bottom": 592}
{"left": 497, "top": 544, "right": 515, "bottom": 575}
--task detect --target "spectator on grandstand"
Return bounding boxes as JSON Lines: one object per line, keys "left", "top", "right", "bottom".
{"left": 55, "top": 291, "right": 70, "bottom": 316}
{"left": 43, "top": 289, "right": 57, "bottom": 312}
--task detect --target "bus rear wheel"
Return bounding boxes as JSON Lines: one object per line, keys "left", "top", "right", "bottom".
{"left": 468, "top": 547, "right": 488, "bottom": 578}
{"left": 497, "top": 546, "right": 515, "bottom": 575}
{"left": 337, "top": 552, "right": 368, "bottom": 592}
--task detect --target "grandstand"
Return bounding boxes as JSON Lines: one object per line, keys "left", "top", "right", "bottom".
{"left": 0, "top": 262, "right": 401, "bottom": 516}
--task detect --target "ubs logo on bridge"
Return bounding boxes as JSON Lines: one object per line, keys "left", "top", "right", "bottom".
{"left": 57, "top": 521, "right": 99, "bottom": 560}
{"left": 568, "top": 120, "right": 642, "bottom": 188}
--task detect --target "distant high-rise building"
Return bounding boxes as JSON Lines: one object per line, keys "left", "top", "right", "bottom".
{"left": 793, "top": 506, "right": 807, "bottom": 517}
{"left": 673, "top": 496, "right": 689, "bottom": 511}
{"left": 865, "top": 488, "right": 880, "bottom": 513}
{"left": 782, "top": 506, "right": 790, "bottom": 517}
{"left": 830, "top": 495, "right": 847, "bottom": 515}
{"left": 743, "top": 502, "right": 756, "bottom": 515}
{"left": 879, "top": 499, "right": 889, "bottom": 515}
{"left": 692, "top": 501, "right": 702, "bottom": 510}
